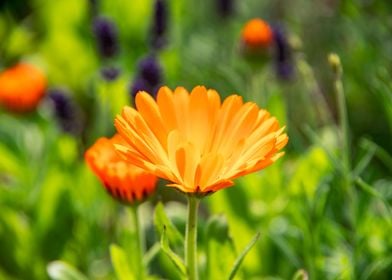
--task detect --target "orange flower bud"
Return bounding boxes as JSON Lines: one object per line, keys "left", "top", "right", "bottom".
{"left": 241, "top": 18, "right": 273, "bottom": 48}
{"left": 0, "top": 63, "right": 47, "bottom": 112}
{"left": 85, "top": 134, "right": 158, "bottom": 204}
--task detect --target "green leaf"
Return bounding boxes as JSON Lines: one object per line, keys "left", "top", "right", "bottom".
{"left": 143, "top": 242, "right": 161, "bottom": 266}
{"left": 269, "top": 233, "right": 301, "bottom": 267}
{"left": 56, "top": 135, "right": 78, "bottom": 166}
{"left": 355, "top": 177, "right": 392, "bottom": 225}
{"left": 355, "top": 177, "right": 383, "bottom": 199}
{"left": 361, "top": 256, "right": 392, "bottom": 280}
{"left": 205, "top": 215, "right": 236, "bottom": 279}
{"left": 206, "top": 214, "right": 230, "bottom": 242}
{"left": 47, "top": 261, "right": 88, "bottom": 280}
{"left": 228, "top": 232, "right": 261, "bottom": 280}
{"left": 160, "top": 226, "right": 187, "bottom": 277}
{"left": 154, "top": 202, "right": 184, "bottom": 248}
{"left": 303, "top": 126, "right": 343, "bottom": 174}
{"left": 288, "top": 146, "right": 332, "bottom": 199}
{"left": 110, "top": 244, "right": 136, "bottom": 280}
{"left": 0, "top": 142, "right": 22, "bottom": 178}
{"left": 0, "top": 207, "right": 31, "bottom": 276}
{"left": 292, "top": 269, "right": 309, "bottom": 280}
{"left": 359, "top": 138, "right": 392, "bottom": 173}
{"left": 353, "top": 140, "right": 377, "bottom": 177}
{"left": 35, "top": 171, "right": 75, "bottom": 260}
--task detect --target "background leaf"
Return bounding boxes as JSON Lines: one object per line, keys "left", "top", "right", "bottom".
{"left": 110, "top": 244, "right": 136, "bottom": 280}
{"left": 47, "top": 261, "right": 88, "bottom": 280}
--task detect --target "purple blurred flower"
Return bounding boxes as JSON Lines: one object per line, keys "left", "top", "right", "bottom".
{"left": 272, "top": 26, "right": 294, "bottom": 80}
{"left": 48, "top": 88, "right": 83, "bottom": 135}
{"left": 100, "top": 66, "right": 120, "bottom": 81}
{"left": 150, "top": 0, "right": 168, "bottom": 49}
{"left": 138, "top": 55, "right": 162, "bottom": 86}
{"left": 130, "top": 78, "right": 152, "bottom": 102}
{"left": 277, "top": 61, "right": 293, "bottom": 80}
{"left": 93, "top": 16, "right": 119, "bottom": 58}
{"left": 130, "top": 56, "right": 163, "bottom": 104}
{"left": 216, "top": 0, "right": 235, "bottom": 18}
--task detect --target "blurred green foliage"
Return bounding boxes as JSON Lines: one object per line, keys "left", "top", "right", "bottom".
{"left": 0, "top": 0, "right": 391, "bottom": 279}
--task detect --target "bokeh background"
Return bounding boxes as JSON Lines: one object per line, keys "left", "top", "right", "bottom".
{"left": 0, "top": 0, "right": 391, "bottom": 279}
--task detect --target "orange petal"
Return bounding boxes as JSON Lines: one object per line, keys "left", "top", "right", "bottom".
{"left": 157, "top": 87, "right": 178, "bottom": 131}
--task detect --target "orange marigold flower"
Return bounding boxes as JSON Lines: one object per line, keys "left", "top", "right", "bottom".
{"left": 241, "top": 18, "right": 273, "bottom": 48}
{"left": 0, "top": 63, "right": 47, "bottom": 112}
{"left": 114, "top": 86, "right": 288, "bottom": 195}
{"left": 85, "top": 134, "right": 158, "bottom": 204}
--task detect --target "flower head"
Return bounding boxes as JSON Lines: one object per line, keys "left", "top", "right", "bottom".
{"left": 93, "top": 16, "right": 119, "bottom": 58}
{"left": 272, "top": 26, "right": 294, "bottom": 80}
{"left": 241, "top": 18, "right": 273, "bottom": 49}
{"left": 138, "top": 55, "right": 162, "bottom": 86}
{"left": 100, "top": 66, "right": 121, "bottom": 81}
{"left": 115, "top": 86, "right": 288, "bottom": 195}
{"left": 85, "top": 134, "right": 158, "bottom": 204}
{"left": 129, "top": 55, "right": 163, "bottom": 103}
{"left": 48, "top": 88, "right": 83, "bottom": 135}
{"left": 130, "top": 78, "right": 153, "bottom": 101}
{"left": 150, "top": 0, "right": 168, "bottom": 49}
{"left": 0, "top": 63, "right": 46, "bottom": 112}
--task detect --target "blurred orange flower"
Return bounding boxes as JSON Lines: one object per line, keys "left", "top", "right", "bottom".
{"left": 115, "top": 86, "right": 288, "bottom": 194}
{"left": 0, "top": 63, "right": 47, "bottom": 112}
{"left": 85, "top": 134, "right": 158, "bottom": 204}
{"left": 241, "top": 18, "right": 273, "bottom": 48}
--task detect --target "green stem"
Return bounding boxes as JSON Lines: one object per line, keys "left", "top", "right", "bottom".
{"left": 329, "top": 53, "right": 357, "bottom": 279}
{"left": 336, "top": 79, "right": 350, "bottom": 181}
{"left": 250, "top": 70, "right": 265, "bottom": 107}
{"left": 297, "top": 57, "right": 333, "bottom": 126}
{"left": 329, "top": 54, "right": 351, "bottom": 185}
{"left": 185, "top": 196, "right": 200, "bottom": 280}
{"left": 130, "top": 204, "right": 145, "bottom": 279}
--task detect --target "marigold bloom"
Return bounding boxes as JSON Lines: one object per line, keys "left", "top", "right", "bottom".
{"left": 85, "top": 134, "right": 158, "bottom": 204}
{"left": 241, "top": 18, "right": 273, "bottom": 48}
{"left": 115, "top": 86, "right": 288, "bottom": 194}
{"left": 0, "top": 63, "right": 46, "bottom": 112}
